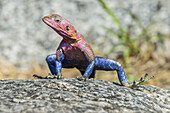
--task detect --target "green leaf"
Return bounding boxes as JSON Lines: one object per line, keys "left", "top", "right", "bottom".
{"left": 103, "top": 27, "right": 120, "bottom": 38}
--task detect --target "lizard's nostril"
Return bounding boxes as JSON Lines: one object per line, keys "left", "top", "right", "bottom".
{"left": 42, "top": 16, "right": 50, "bottom": 22}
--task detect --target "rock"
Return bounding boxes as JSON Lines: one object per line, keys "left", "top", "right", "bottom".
{"left": 0, "top": 78, "right": 169, "bottom": 112}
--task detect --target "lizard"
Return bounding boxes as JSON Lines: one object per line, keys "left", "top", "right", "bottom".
{"left": 33, "top": 14, "right": 154, "bottom": 88}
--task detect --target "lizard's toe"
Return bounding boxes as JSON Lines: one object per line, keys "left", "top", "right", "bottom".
{"left": 127, "top": 73, "right": 154, "bottom": 88}
{"left": 45, "top": 73, "right": 56, "bottom": 79}
{"left": 55, "top": 74, "right": 63, "bottom": 79}
{"left": 33, "top": 74, "right": 44, "bottom": 79}
{"left": 76, "top": 76, "right": 87, "bottom": 81}
{"left": 76, "top": 76, "right": 94, "bottom": 81}
{"left": 33, "top": 73, "right": 64, "bottom": 79}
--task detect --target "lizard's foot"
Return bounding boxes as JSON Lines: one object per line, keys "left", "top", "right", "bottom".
{"left": 127, "top": 73, "right": 154, "bottom": 88}
{"left": 76, "top": 76, "right": 94, "bottom": 81}
{"left": 33, "top": 73, "right": 63, "bottom": 79}
{"left": 54, "top": 74, "right": 63, "bottom": 79}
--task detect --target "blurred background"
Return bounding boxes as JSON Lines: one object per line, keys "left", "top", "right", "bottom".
{"left": 0, "top": 0, "right": 169, "bottom": 87}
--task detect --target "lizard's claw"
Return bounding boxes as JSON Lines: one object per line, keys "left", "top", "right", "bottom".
{"left": 55, "top": 74, "right": 63, "bottom": 79}
{"left": 128, "top": 73, "right": 154, "bottom": 88}
{"left": 46, "top": 73, "right": 63, "bottom": 79}
{"left": 76, "top": 76, "right": 94, "bottom": 81}
{"left": 76, "top": 76, "right": 87, "bottom": 81}
{"left": 46, "top": 73, "right": 56, "bottom": 79}
{"left": 33, "top": 73, "right": 63, "bottom": 79}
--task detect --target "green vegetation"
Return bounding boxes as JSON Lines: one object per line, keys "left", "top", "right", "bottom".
{"left": 98, "top": 0, "right": 166, "bottom": 66}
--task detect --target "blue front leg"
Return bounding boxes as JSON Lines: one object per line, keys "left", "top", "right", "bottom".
{"left": 46, "top": 50, "right": 65, "bottom": 76}
{"left": 46, "top": 54, "right": 62, "bottom": 75}
{"left": 83, "top": 61, "right": 95, "bottom": 78}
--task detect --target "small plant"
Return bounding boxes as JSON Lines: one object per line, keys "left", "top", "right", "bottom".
{"left": 98, "top": 0, "right": 166, "bottom": 66}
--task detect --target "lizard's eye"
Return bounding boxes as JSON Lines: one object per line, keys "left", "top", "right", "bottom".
{"left": 66, "top": 26, "right": 70, "bottom": 31}
{"left": 54, "top": 17, "right": 60, "bottom": 23}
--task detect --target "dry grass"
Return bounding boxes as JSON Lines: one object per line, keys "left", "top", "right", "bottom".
{"left": 0, "top": 59, "right": 81, "bottom": 80}
{"left": 0, "top": 57, "right": 169, "bottom": 88}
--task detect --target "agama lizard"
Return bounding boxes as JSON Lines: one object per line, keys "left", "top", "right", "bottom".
{"left": 33, "top": 14, "right": 154, "bottom": 88}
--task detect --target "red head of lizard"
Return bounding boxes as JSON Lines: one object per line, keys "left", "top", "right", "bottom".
{"left": 42, "top": 14, "right": 79, "bottom": 43}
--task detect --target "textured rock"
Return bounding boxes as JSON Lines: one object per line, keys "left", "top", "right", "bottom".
{"left": 0, "top": 78, "right": 169, "bottom": 112}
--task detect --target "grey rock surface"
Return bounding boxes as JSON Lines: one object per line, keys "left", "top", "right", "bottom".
{"left": 0, "top": 78, "right": 169, "bottom": 112}
{"left": 0, "top": 0, "right": 169, "bottom": 68}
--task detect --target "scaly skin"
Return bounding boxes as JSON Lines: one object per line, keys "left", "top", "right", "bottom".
{"left": 33, "top": 14, "right": 154, "bottom": 88}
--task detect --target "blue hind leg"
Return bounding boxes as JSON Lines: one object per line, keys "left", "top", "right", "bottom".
{"left": 94, "top": 57, "right": 154, "bottom": 88}
{"left": 94, "top": 57, "right": 129, "bottom": 86}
